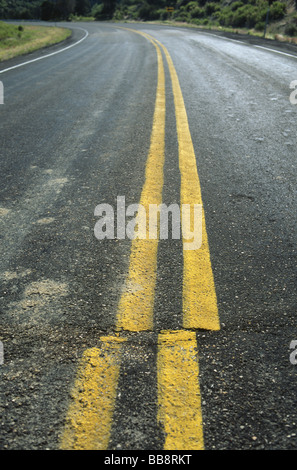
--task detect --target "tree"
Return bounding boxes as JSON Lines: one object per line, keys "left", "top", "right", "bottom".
{"left": 57, "top": 0, "right": 75, "bottom": 19}
{"left": 103, "top": 0, "right": 116, "bottom": 18}
{"left": 0, "top": 0, "right": 8, "bottom": 18}
{"left": 94, "top": 0, "right": 116, "bottom": 19}
{"left": 75, "top": 0, "right": 91, "bottom": 16}
{"left": 41, "top": 0, "right": 55, "bottom": 20}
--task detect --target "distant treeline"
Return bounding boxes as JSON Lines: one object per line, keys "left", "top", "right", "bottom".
{"left": 0, "top": 0, "right": 292, "bottom": 33}
{"left": 0, "top": 0, "right": 96, "bottom": 20}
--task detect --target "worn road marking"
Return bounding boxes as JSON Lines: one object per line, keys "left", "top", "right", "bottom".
{"left": 126, "top": 30, "right": 220, "bottom": 451}
{"left": 61, "top": 27, "right": 220, "bottom": 451}
{"left": 60, "top": 32, "right": 166, "bottom": 450}
{"left": 116, "top": 34, "right": 166, "bottom": 332}
{"left": 60, "top": 337, "right": 125, "bottom": 450}
{"left": 157, "top": 330, "right": 204, "bottom": 450}
{"left": 152, "top": 35, "right": 220, "bottom": 331}
{"left": 125, "top": 29, "right": 219, "bottom": 331}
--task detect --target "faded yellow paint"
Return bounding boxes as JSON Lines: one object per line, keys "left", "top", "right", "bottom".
{"left": 60, "top": 32, "right": 166, "bottom": 451}
{"left": 157, "top": 330, "right": 204, "bottom": 450}
{"left": 121, "top": 28, "right": 220, "bottom": 331}
{"left": 154, "top": 37, "right": 220, "bottom": 331}
{"left": 61, "top": 27, "right": 221, "bottom": 452}
{"left": 116, "top": 35, "right": 166, "bottom": 332}
{"left": 60, "top": 338, "right": 125, "bottom": 450}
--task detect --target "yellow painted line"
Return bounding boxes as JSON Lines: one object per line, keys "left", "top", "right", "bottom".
{"left": 61, "top": 28, "right": 220, "bottom": 452}
{"left": 157, "top": 330, "right": 204, "bottom": 450}
{"left": 149, "top": 35, "right": 220, "bottom": 332}
{"left": 61, "top": 32, "right": 166, "bottom": 450}
{"left": 121, "top": 28, "right": 219, "bottom": 331}
{"left": 125, "top": 30, "right": 218, "bottom": 451}
{"left": 116, "top": 33, "right": 166, "bottom": 332}
{"left": 119, "top": 29, "right": 219, "bottom": 331}
{"left": 60, "top": 337, "right": 125, "bottom": 450}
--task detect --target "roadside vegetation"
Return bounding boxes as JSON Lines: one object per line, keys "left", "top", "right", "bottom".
{"left": 0, "top": 21, "right": 71, "bottom": 61}
{"left": 94, "top": 0, "right": 297, "bottom": 40}
{"left": 0, "top": 0, "right": 296, "bottom": 41}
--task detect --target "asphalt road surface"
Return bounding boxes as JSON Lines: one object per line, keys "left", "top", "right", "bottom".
{"left": 0, "top": 21, "right": 297, "bottom": 451}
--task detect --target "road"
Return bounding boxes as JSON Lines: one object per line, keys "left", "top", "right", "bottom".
{"left": 0, "top": 21, "right": 296, "bottom": 451}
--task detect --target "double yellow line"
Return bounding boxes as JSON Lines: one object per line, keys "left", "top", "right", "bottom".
{"left": 60, "top": 29, "right": 220, "bottom": 451}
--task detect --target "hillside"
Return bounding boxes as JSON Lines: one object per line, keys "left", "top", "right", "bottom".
{"left": 0, "top": 0, "right": 296, "bottom": 38}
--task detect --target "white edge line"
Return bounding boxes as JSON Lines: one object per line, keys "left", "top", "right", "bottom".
{"left": 254, "top": 44, "right": 297, "bottom": 59}
{"left": 0, "top": 27, "right": 89, "bottom": 74}
{"left": 202, "top": 31, "right": 246, "bottom": 45}
{"left": 200, "top": 31, "right": 297, "bottom": 59}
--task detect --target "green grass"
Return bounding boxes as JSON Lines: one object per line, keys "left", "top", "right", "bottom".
{"left": 0, "top": 21, "right": 71, "bottom": 62}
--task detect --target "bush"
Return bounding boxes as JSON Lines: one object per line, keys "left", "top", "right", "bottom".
{"left": 217, "top": 7, "right": 234, "bottom": 26}
{"left": 157, "top": 9, "right": 169, "bottom": 21}
{"left": 93, "top": 0, "right": 116, "bottom": 20}
{"left": 230, "top": 2, "right": 244, "bottom": 12}
{"left": 173, "top": 8, "right": 190, "bottom": 22}
{"left": 270, "top": 1, "right": 286, "bottom": 21}
{"left": 185, "top": 1, "right": 199, "bottom": 11}
{"left": 174, "top": 16, "right": 187, "bottom": 22}
{"left": 205, "top": 2, "right": 219, "bottom": 16}
{"left": 113, "top": 8, "right": 124, "bottom": 20}
{"left": 255, "top": 21, "right": 265, "bottom": 30}
{"left": 138, "top": 2, "right": 159, "bottom": 20}
{"left": 195, "top": 0, "right": 286, "bottom": 30}
{"left": 284, "top": 23, "right": 297, "bottom": 36}
{"left": 232, "top": 10, "right": 250, "bottom": 27}
{"left": 226, "top": 3, "right": 267, "bottom": 29}
{"left": 91, "top": 3, "right": 103, "bottom": 18}
{"left": 191, "top": 6, "right": 205, "bottom": 19}
{"left": 124, "top": 4, "right": 138, "bottom": 20}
